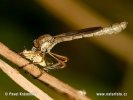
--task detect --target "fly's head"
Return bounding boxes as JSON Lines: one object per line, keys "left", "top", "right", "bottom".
{"left": 33, "top": 34, "right": 54, "bottom": 53}
{"left": 21, "top": 34, "right": 56, "bottom": 70}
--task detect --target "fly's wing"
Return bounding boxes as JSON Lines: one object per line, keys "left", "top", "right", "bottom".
{"left": 53, "top": 26, "right": 102, "bottom": 43}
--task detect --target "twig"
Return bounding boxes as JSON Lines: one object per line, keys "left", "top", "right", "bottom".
{"left": 0, "top": 42, "right": 90, "bottom": 100}
{"left": 0, "top": 59, "right": 53, "bottom": 100}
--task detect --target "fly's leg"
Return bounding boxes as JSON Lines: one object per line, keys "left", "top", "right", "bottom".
{"left": 48, "top": 52, "right": 66, "bottom": 69}
{"left": 44, "top": 62, "right": 63, "bottom": 70}
{"left": 49, "top": 52, "right": 68, "bottom": 62}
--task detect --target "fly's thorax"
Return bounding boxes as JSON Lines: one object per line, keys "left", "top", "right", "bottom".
{"left": 33, "top": 34, "right": 53, "bottom": 50}
{"left": 40, "top": 41, "right": 52, "bottom": 52}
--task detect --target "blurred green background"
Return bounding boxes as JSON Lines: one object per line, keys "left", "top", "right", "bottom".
{"left": 0, "top": 0, "right": 133, "bottom": 100}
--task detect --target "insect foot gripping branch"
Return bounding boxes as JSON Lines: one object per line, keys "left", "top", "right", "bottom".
{"left": 21, "top": 21, "right": 127, "bottom": 71}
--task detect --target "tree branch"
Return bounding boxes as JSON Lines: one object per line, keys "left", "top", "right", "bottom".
{"left": 0, "top": 42, "right": 90, "bottom": 100}
{"left": 0, "top": 59, "right": 53, "bottom": 100}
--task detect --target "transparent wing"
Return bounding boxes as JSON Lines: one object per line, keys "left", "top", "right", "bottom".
{"left": 53, "top": 26, "right": 102, "bottom": 43}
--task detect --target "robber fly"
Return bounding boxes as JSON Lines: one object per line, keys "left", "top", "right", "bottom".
{"left": 21, "top": 21, "right": 127, "bottom": 71}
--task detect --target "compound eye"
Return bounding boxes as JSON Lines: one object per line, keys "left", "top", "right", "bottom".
{"left": 33, "top": 40, "right": 39, "bottom": 48}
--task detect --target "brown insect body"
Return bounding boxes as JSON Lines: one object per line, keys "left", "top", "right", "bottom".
{"left": 22, "top": 22, "right": 127, "bottom": 70}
